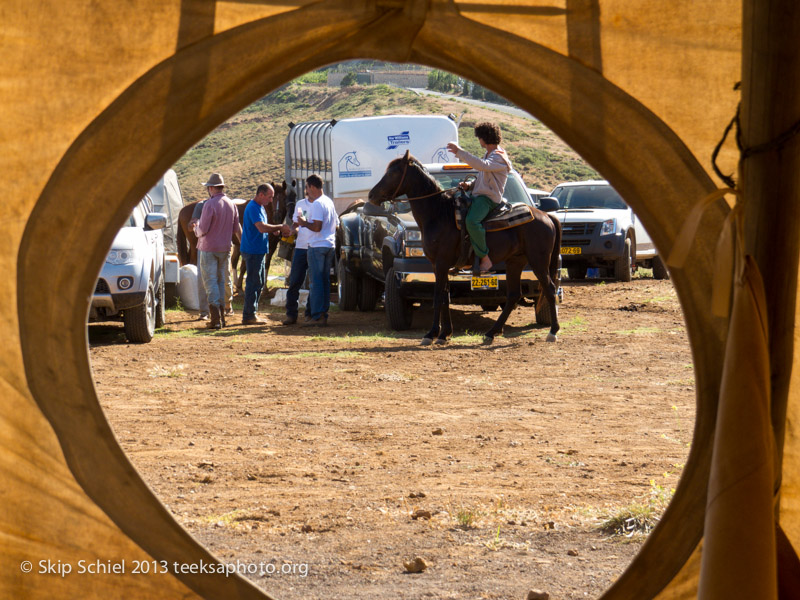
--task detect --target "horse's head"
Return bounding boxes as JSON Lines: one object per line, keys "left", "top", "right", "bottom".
{"left": 368, "top": 150, "right": 428, "bottom": 205}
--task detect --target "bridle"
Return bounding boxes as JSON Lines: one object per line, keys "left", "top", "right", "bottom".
{"left": 384, "top": 158, "right": 459, "bottom": 203}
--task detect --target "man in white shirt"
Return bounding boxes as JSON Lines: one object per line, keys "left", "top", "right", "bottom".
{"left": 281, "top": 191, "right": 314, "bottom": 325}
{"left": 296, "top": 174, "right": 339, "bottom": 327}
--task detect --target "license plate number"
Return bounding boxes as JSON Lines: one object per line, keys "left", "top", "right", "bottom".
{"left": 561, "top": 247, "right": 582, "bottom": 255}
{"left": 471, "top": 275, "right": 499, "bottom": 290}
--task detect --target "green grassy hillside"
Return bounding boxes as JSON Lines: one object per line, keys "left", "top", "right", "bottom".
{"left": 174, "top": 83, "right": 599, "bottom": 204}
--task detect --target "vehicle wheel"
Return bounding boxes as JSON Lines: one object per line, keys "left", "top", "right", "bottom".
{"left": 384, "top": 267, "right": 413, "bottom": 330}
{"left": 652, "top": 255, "right": 670, "bottom": 280}
{"left": 165, "top": 281, "right": 178, "bottom": 308}
{"left": 358, "top": 273, "right": 381, "bottom": 311}
{"left": 535, "top": 292, "right": 555, "bottom": 326}
{"left": 567, "top": 265, "right": 587, "bottom": 280}
{"left": 155, "top": 275, "right": 165, "bottom": 328}
{"left": 337, "top": 259, "right": 359, "bottom": 311}
{"left": 124, "top": 280, "right": 156, "bottom": 343}
{"left": 614, "top": 238, "right": 633, "bottom": 282}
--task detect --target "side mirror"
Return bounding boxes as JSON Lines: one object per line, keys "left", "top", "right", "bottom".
{"left": 538, "top": 197, "right": 560, "bottom": 212}
{"left": 144, "top": 212, "right": 167, "bottom": 231}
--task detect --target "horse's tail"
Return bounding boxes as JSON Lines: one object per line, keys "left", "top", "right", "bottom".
{"left": 177, "top": 217, "right": 189, "bottom": 266}
{"left": 547, "top": 212, "right": 562, "bottom": 284}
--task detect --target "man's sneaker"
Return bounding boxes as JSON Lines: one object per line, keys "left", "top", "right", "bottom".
{"left": 281, "top": 316, "right": 297, "bottom": 325}
{"left": 197, "top": 312, "right": 209, "bottom": 321}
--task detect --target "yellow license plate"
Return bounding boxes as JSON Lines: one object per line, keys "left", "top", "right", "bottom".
{"left": 471, "top": 275, "right": 499, "bottom": 290}
{"left": 561, "top": 247, "right": 582, "bottom": 255}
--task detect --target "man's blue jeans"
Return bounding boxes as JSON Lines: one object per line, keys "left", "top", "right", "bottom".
{"left": 285, "top": 248, "right": 310, "bottom": 321}
{"left": 241, "top": 252, "right": 265, "bottom": 320}
{"left": 307, "top": 246, "right": 334, "bottom": 321}
{"left": 198, "top": 250, "right": 231, "bottom": 308}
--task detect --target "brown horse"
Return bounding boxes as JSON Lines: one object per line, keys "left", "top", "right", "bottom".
{"left": 368, "top": 152, "right": 561, "bottom": 345}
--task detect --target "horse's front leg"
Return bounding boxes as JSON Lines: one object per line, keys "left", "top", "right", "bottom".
{"left": 422, "top": 266, "right": 450, "bottom": 345}
{"left": 435, "top": 263, "right": 453, "bottom": 344}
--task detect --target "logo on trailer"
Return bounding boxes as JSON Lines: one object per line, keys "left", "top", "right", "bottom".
{"left": 386, "top": 131, "right": 410, "bottom": 150}
{"left": 337, "top": 151, "right": 371, "bottom": 178}
{"left": 431, "top": 147, "right": 450, "bottom": 163}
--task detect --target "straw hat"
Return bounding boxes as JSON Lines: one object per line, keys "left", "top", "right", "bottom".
{"left": 202, "top": 173, "right": 225, "bottom": 187}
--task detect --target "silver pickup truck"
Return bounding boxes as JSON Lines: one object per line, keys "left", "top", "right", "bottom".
{"left": 550, "top": 180, "right": 669, "bottom": 281}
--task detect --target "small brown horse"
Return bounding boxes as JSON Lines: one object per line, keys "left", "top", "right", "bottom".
{"left": 177, "top": 181, "right": 295, "bottom": 292}
{"left": 368, "top": 152, "right": 561, "bottom": 345}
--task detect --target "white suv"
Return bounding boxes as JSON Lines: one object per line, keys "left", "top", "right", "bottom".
{"left": 550, "top": 180, "right": 668, "bottom": 281}
{"left": 89, "top": 194, "right": 167, "bottom": 342}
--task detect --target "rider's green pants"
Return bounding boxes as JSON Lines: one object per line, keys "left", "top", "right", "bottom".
{"left": 466, "top": 194, "right": 495, "bottom": 258}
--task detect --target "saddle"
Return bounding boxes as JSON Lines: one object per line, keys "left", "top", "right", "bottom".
{"left": 450, "top": 193, "right": 535, "bottom": 273}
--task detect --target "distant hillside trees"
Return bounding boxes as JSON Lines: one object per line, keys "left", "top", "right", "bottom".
{"left": 426, "top": 70, "right": 511, "bottom": 105}
{"left": 340, "top": 72, "right": 358, "bottom": 87}
{"left": 427, "top": 70, "right": 462, "bottom": 93}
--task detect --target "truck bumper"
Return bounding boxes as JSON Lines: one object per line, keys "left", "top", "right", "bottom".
{"left": 560, "top": 232, "right": 626, "bottom": 265}
{"left": 393, "top": 257, "right": 557, "bottom": 305}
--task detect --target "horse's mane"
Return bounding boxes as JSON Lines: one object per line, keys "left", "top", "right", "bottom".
{"left": 391, "top": 155, "right": 457, "bottom": 197}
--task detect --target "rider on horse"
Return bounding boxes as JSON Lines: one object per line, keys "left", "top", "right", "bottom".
{"left": 446, "top": 122, "right": 512, "bottom": 275}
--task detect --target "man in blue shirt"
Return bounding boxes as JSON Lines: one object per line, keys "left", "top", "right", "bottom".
{"left": 240, "top": 184, "right": 284, "bottom": 325}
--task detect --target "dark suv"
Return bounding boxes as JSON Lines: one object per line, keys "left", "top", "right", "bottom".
{"left": 337, "top": 163, "right": 562, "bottom": 330}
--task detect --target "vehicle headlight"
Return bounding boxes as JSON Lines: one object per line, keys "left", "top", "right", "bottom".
{"left": 106, "top": 249, "right": 138, "bottom": 265}
{"left": 405, "top": 230, "right": 422, "bottom": 241}
{"left": 599, "top": 219, "right": 616, "bottom": 236}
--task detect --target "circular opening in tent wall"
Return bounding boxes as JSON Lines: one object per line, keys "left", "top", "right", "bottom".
{"left": 87, "top": 63, "right": 696, "bottom": 599}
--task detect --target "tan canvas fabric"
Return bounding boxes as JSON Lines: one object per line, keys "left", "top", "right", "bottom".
{"left": 2, "top": 0, "right": 799, "bottom": 598}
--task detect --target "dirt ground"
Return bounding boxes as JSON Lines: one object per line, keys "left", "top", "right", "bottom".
{"left": 89, "top": 276, "right": 695, "bottom": 600}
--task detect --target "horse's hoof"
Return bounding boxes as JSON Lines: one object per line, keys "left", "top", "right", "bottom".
{"left": 420, "top": 337, "right": 433, "bottom": 346}
{"left": 482, "top": 336, "right": 494, "bottom": 345}
{"left": 434, "top": 338, "right": 449, "bottom": 345}
{"left": 546, "top": 333, "right": 558, "bottom": 343}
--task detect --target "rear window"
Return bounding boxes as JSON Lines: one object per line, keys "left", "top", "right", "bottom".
{"left": 551, "top": 184, "right": 627, "bottom": 210}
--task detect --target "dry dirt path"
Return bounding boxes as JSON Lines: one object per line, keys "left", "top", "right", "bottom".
{"left": 90, "top": 278, "right": 694, "bottom": 600}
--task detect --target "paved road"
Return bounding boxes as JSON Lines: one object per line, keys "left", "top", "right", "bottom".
{"left": 408, "top": 88, "right": 538, "bottom": 121}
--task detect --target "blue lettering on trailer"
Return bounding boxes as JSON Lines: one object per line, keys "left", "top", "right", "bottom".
{"left": 386, "top": 131, "right": 410, "bottom": 150}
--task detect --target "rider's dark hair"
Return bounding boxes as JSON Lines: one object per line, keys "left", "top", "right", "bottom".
{"left": 306, "top": 174, "right": 323, "bottom": 189}
{"left": 256, "top": 184, "right": 272, "bottom": 196}
{"left": 474, "top": 122, "right": 502, "bottom": 145}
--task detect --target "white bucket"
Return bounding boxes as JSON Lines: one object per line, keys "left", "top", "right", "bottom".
{"left": 177, "top": 264, "right": 200, "bottom": 311}
{"left": 270, "top": 288, "right": 308, "bottom": 308}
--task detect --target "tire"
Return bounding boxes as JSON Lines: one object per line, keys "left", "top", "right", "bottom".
{"left": 165, "top": 281, "right": 178, "bottom": 308}
{"left": 155, "top": 275, "right": 165, "bottom": 328}
{"left": 124, "top": 280, "right": 156, "bottom": 343}
{"left": 567, "top": 265, "right": 587, "bottom": 280}
{"left": 358, "top": 273, "right": 381, "bottom": 312}
{"left": 337, "top": 259, "right": 358, "bottom": 311}
{"left": 384, "top": 267, "right": 413, "bottom": 330}
{"left": 652, "top": 255, "right": 670, "bottom": 280}
{"left": 535, "top": 292, "right": 555, "bottom": 326}
{"left": 614, "top": 238, "right": 633, "bottom": 282}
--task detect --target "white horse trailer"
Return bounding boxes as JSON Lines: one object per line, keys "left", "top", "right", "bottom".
{"left": 145, "top": 169, "right": 184, "bottom": 305}
{"left": 285, "top": 115, "right": 459, "bottom": 214}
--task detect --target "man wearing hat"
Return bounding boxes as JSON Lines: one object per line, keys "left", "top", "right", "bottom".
{"left": 194, "top": 173, "right": 242, "bottom": 329}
